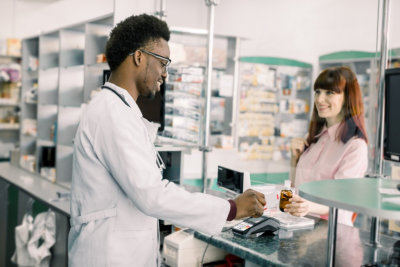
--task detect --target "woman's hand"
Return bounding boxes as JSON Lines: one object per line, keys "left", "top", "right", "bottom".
{"left": 291, "top": 138, "right": 308, "bottom": 161}
{"left": 284, "top": 194, "right": 310, "bottom": 217}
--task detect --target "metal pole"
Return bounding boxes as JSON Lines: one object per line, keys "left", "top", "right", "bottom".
{"left": 201, "top": 0, "right": 219, "bottom": 193}
{"left": 370, "top": 0, "right": 390, "bottom": 247}
{"left": 231, "top": 37, "right": 241, "bottom": 150}
{"left": 374, "top": 0, "right": 390, "bottom": 176}
{"left": 155, "top": 0, "right": 167, "bottom": 20}
{"left": 326, "top": 207, "right": 338, "bottom": 267}
{"left": 369, "top": 216, "right": 381, "bottom": 247}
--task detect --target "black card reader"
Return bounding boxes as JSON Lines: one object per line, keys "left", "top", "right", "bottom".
{"left": 232, "top": 216, "right": 280, "bottom": 238}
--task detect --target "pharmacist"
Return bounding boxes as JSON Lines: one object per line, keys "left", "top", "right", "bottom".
{"left": 68, "top": 14, "right": 266, "bottom": 267}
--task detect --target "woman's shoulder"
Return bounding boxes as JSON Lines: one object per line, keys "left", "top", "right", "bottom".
{"left": 345, "top": 136, "right": 368, "bottom": 153}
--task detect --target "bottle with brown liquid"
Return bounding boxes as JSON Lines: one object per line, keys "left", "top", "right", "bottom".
{"left": 279, "top": 189, "right": 293, "bottom": 212}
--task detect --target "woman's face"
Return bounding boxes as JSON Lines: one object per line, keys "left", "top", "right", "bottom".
{"left": 314, "top": 88, "right": 345, "bottom": 127}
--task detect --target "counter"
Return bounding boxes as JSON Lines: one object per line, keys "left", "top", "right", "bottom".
{"left": 195, "top": 219, "right": 398, "bottom": 266}
{"left": 299, "top": 178, "right": 400, "bottom": 266}
{"left": 1, "top": 162, "right": 399, "bottom": 267}
{"left": 0, "top": 162, "right": 70, "bottom": 215}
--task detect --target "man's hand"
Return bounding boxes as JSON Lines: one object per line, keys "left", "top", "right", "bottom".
{"left": 234, "top": 189, "right": 266, "bottom": 219}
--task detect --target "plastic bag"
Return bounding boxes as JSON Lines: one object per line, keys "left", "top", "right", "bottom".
{"left": 12, "top": 210, "right": 56, "bottom": 267}
{"left": 11, "top": 214, "right": 35, "bottom": 266}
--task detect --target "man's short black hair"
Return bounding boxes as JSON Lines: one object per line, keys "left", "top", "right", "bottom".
{"left": 105, "top": 14, "right": 170, "bottom": 71}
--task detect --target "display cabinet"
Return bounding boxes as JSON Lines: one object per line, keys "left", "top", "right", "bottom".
{"left": 20, "top": 14, "right": 114, "bottom": 186}
{"left": 0, "top": 54, "right": 21, "bottom": 161}
{"left": 237, "top": 57, "right": 313, "bottom": 161}
{"left": 161, "top": 28, "right": 239, "bottom": 147}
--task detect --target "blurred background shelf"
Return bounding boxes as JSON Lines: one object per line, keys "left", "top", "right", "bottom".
{"left": 0, "top": 123, "right": 19, "bottom": 130}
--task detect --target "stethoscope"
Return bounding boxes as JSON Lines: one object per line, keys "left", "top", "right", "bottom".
{"left": 101, "top": 85, "right": 166, "bottom": 173}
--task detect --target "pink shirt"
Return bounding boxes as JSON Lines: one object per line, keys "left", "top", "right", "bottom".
{"left": 295, "top": 123, "right": 368, "bottom": 225}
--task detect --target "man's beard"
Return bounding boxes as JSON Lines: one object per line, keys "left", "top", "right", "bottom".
{"left": 145, "top": 87, "right": 156, "bottom": 99}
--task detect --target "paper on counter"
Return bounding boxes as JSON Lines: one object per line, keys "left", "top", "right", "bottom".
{"left": 379, "top": 188, "right": 400, "bottom": 195}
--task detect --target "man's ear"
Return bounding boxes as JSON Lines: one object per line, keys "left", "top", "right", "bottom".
{"left": 133, "top": 50, "right": 142, "bottom": 67}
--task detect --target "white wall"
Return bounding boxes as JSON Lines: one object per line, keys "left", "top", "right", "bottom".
{"left": 0, "top": 0, "right": 15, "bottom": 39}
{"left": 4, "top": 0, "right": 399, "bottom": 62}
{"left": 13, "top": 0, "right": 113, "bottom": 38}
{"left": 0, "top": 0, "right": 47, "bottom": 39}
{"left": 166, "top": 0, "right": 400, "bottom": 70}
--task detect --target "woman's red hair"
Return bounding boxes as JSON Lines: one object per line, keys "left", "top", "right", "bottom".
{"left": 306, "top": 66, "right": 368, "bottom": 145}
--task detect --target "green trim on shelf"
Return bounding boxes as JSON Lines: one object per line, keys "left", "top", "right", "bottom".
{"left": 319, "top": 48, "right": 400, "bottom": 61}
{"left": 319, "top": 51, "right": 376, "bottom": 61}
{"left": 389, "top": 48, "right": 400, "bottom": 58}
{"left": 240, "top": 56, "right": 312, "bottom": 68}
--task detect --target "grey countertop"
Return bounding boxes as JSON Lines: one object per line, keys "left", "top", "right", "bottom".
{"left": 0, "top": 162, "right": 70, "bottom": 216}
{"left": 195, "top": 219, "right": 399, "bottom": 266}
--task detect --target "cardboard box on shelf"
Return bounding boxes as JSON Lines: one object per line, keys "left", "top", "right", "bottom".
{"left": 7, "top": 38, "right": 21, "bottom": 57}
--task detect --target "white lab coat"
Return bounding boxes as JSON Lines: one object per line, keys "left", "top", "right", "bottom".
{"left": 68, "top": 82, "right": 230, "bottom": 267}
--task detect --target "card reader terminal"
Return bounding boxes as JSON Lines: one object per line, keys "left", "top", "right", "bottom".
{"left": 232, "top": 216, "right": 280, "bottom": 238}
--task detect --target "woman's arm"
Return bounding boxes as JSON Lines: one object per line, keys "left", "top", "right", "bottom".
{"left": 284, "top": 194, "right": 329, "bottom": 217}
{"left": 287, "top": 138, "right": 368, "bottom": 218}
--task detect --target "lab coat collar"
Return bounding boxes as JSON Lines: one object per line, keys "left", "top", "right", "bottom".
{"left": 103, "top": 82, "right": 143, "bottom": 118}
{"left": 104, "top": 82, "right": 160, "bottom": 142}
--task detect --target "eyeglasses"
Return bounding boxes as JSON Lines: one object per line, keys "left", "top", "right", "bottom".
{"left": 130, "top": 49, "right": 171, "bottom": 73}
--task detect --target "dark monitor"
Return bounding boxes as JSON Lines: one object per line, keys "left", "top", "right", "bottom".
{"left": 103, "top": 70, "right": 165, "bottom": 132}
{"left": 384, "top": 68, "right": 400, "bottom": 162}
{"left": 217, "top": 166, "right": 244, "bottom": 194}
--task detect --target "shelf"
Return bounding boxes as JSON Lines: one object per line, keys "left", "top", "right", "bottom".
{"left": 0, "top": 54, "right": 21, "bottom": 60}
{"left": 257, "top": 99, "right": 278, "bottom": 104}
{"left": 0, "top": 99, "right": 19, "bottom": 106}
{"left": 24, "top": 100, "right": 38, "bottom": 105}
{"left": 0, "top": 123, "right": 19, "bottom": 130}
{"left": 280, "top": 112, "right": 309, "bottom": 115}
{"left": 86, "top": 62, "right": 108, "bottom": 68}
{"left": 37, "top": 139, "right": 55, "bottom": 147}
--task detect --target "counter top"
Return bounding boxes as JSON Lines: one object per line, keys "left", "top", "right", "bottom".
{"left": 0, "top": 162, "right": 70, "bottom": 216}
{"left": 195, "top": 219, "right": 399, "bottom": 266}
{"left": 299, "top": 178, "right": 400, "bottom": 220}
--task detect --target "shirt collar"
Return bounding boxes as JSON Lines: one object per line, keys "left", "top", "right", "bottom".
{"left": 315, "top": 122, "right": 341, "bottom": 140}
{"left": 104, "top": 82, "right": 143, "bottom": 118}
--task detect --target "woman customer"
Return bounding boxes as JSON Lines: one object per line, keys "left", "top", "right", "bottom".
{"left": 284, "top": 66, "right": 368, "bottom": 226}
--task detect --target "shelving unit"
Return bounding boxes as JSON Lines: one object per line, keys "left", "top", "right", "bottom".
{"left": 20, "top": 37, "right": 39, "bottom": 173}
{"left": 0, "top": 53, "right": 22, "bottom": 161}
{"left": 161, "top": 28, "right": 239, "bottom": 147}
{"left": 319, "top": 49, "right": 400, "bottom": 173}
{"left": 20, "top": 14, "right": 114, "bottom": 186}
{"left": 237, "top": 57, "right": 313, "bottom": 161}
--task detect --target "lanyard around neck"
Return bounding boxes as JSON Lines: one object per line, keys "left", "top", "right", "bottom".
{"left": 101, "top": 85, "right": 165, "bottom": 173}
{"left": 101, "top": 85, "right": 131, "bottom": 108}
